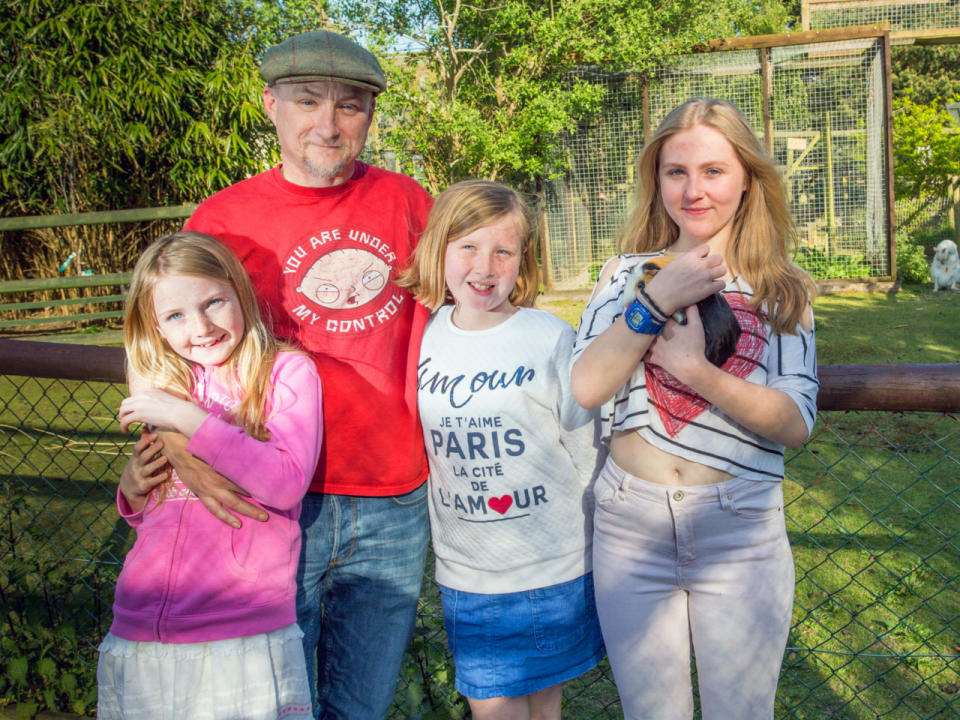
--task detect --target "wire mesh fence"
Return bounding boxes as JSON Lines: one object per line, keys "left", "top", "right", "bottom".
{"left": 1, "top": 351, "right": 958, "bottom": 719}
{"left": 543, "top": 32, "right": 892, "bottom": 290}
{"left": 896, "top": 194, "right": 957, "bottom": 238}
{"left": 803, "top": 0, "right": 960, "bottom": 34}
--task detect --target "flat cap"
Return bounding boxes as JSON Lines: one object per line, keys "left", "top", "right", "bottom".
{"left": 260, "top": 31, "right": 386, "bottom": 95}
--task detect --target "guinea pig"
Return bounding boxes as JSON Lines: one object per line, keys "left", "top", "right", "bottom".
{"left": 624, "top": 255, "right": 741, "bottom": 368}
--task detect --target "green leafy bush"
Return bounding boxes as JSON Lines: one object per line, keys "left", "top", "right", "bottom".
{"left": 1, "top": 556, "right": 104, "bottom": 717}
{"left": 795, "top": 247, "right": 873, "bottom": 279}
{"left": 892, "top": 99, "right": 960, "bottom": 202}
{"left": 0, "top": 0, "right": 318, "bottom": 278}
{"left": 895, "top": 231, "right": 932, "bottom": 284}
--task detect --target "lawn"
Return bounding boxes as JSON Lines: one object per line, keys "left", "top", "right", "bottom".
{"left": 1, "top": 283, "right": 958, "bottom": 718}
{"left": 536, "top": 282, "right": 960, "bottom": 365}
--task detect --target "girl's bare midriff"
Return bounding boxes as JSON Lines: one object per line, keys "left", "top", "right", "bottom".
{"left": 610, "top": 430, "right": 734, "bottom": 486}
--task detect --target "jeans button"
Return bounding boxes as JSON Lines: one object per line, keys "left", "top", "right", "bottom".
{"left": 673, "top": 490, "right": 684, "bottom": 502}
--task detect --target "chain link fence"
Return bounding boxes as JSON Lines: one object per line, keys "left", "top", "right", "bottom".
{"left": 543, "top": 32, "right": 892, "bottom": 290}
{"left": 1, "top": 346, "right": 958, "bottom": 719}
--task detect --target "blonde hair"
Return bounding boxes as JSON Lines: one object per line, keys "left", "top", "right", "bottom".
{"left": 397, "top": 180, "right": 539, "bottom": 310}
{"left": 619, "top": 98, "right": 815, "bottom": 333}
{"left": 123, "top": 231, "right": 280, "bottom": 441}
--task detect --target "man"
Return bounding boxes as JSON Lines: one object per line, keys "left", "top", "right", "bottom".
{"left": 177, "top": 30, "right": 433, "bottom": 720}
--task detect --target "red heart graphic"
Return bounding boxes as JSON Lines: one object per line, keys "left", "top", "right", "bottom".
{"left": 646, "top": 293, "right": 767, "bottom": 437}
{"left": 488, "top": 495, "right": 513, "bottom": 514}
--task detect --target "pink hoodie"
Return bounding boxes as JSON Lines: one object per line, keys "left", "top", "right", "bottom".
{"left": 109, "top": 352, "right": 322, "bottom": 643}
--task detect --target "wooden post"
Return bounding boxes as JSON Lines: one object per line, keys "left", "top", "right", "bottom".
{"left": 825, "top": 109, "right": 836, "bottom": 253}
{"left": 883, "top": 31, "right": 897, "bottom": 278}
{"left": 642, "top": 78, "right": 650, "bottom": 142}
{"left": 761, "top": 47, "right": 774, "bottom": 155}
{"left": 538, "top": 204, "right": 553, "bottom": 290}
{"left": 951, "top": 177, "right": 960, "bottom": 244}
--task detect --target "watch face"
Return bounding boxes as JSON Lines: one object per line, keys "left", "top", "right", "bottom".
{"left": 626, "top": 299, "right": 663, "bottom": 335}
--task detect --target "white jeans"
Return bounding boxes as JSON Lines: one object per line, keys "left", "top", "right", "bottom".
{"left": 592, "top": 457, "right": 794, "bottom": 720}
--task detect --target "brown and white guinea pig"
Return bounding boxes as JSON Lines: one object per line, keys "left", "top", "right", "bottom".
{"left": 623, "top": 255, "right": 740, "bottom": 368}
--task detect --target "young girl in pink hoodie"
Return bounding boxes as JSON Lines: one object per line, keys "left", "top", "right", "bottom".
{"left": 97, "top": 232, "right": 322, "bottom": 720}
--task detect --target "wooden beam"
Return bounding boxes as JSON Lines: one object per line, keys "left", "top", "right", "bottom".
{"left": 705, "top": 24, "right": 889, "bottom": 52}
{"left": 818, "top": 363, "right": 960, "bottom": 411}
{"left": 0, "top": 205, "right": 196, "bottom": 232}
{"left": 0, "top": 339, "right": 126, "bottom": 383}
{"left": 807, "top": 0, "right": 954, "bottom": 9}
{"left": 1, "top": 340, "right": 956, "bottom": 413}
{"left": 0, "top": 273, "right": 131, "bottom": 294}
{"left": 0, "top": 310, "right": 125, "bottom": 329}
{"left": 894, "top": 29, "right": 960, "bottom": 45}
{"left": 0, "top": 294, "right": 126, "bottom": 312}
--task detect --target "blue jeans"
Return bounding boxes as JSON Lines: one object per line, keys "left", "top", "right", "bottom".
{"left": 295, "top": 484, "right": 430, "bottom": 720}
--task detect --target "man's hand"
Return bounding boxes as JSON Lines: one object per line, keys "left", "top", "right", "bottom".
{"left": 159, "top": 430, "right": 268, "bottom": 528}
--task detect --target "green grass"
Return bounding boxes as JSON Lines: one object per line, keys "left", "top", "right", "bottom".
{"left": 2, "top": 286, "right": 959, "bottom": 718}
{"left": 813, "top": 284, "right": 960, "bottom": 365}
{"left": 537, "top": 282, "right": 960, "bottom": 365}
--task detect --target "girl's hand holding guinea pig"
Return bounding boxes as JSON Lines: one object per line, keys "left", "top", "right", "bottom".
{"left": 645, "top": 303, "right": 711, "bottom": 386}
{"left": 642, "top": 244, "right": 726, "bottom": 317}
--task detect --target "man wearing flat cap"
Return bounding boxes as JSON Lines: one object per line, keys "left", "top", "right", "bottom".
{"left": 180, "top": 30, "right": 433, "bottom": 720}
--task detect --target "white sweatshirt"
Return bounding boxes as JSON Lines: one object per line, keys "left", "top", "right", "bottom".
{"left": 417, "top": 306, "right": 604, "bottom": 594}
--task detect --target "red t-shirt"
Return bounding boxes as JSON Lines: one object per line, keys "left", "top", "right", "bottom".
{"left": 186, "top": 163, "right": 432, "bottom": 496}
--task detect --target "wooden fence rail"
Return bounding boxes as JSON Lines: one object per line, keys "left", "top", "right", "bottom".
{"left": 0, "top": 273, "right": 132, "bottom": 329}
{"left": 0, "top": 339, "right": 958, "bottom": 412}
{"left": 0, "top": 204, "right": 195, "bottom": 232}
{"left": 0, "top": 204, "right": 195, "bottom": 330}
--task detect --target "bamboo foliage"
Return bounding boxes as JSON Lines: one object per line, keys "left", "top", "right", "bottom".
{"left": 0, "top": 0, "right": 321, "bottom": 278}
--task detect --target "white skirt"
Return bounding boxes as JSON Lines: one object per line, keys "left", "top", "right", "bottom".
{"left": 97, "top": 624, "right": 312, "bottom": 720}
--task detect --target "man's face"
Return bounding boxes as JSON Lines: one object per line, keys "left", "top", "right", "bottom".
{"left": 263, "top": 81, "right": 374, "bottom": 188}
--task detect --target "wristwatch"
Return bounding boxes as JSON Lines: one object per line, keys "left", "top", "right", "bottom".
{"left": 624, "top": 297, "right": 665, "bottom": 335}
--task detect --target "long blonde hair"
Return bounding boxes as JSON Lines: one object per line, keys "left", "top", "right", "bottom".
{"left": 619, "top": 98, "right": 815, "bottom": 333}
{"left": 123, "top": 231, "right": 280, "bottom": 440}
{"left": 397, "top": 180, "right": 540, "bottom": 310}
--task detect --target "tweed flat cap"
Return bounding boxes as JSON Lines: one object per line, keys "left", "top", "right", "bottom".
{"left": 260, "top": 31, "right": 386, "bottom": 94}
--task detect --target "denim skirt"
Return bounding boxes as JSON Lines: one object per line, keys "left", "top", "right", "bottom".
{"left": 439, "top": 573, "right": 606, "bottom": 699}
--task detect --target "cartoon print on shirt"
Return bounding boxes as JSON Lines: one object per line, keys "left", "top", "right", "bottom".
{"left": 280, "top": 226, "right": 407, "bottom": 338}
{"left": 418, "top": 356, "right": 549, "bottom": 522}
{"left": 296, "top": 248, "right": 388, "bottom": 309}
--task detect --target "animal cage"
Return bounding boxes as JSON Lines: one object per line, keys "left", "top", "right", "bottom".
{"left": 802, "top": 0, "right": 960, "bottom": 44}
{"left": 541, "top": 28, "right": 894, "bottom": 290}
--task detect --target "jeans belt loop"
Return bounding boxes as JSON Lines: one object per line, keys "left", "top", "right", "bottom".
{"left": 718, "top": 480, "right": 733, "bottom": 510}
{"left": 617, "top": 471, "right": 630, "bottom": 499}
